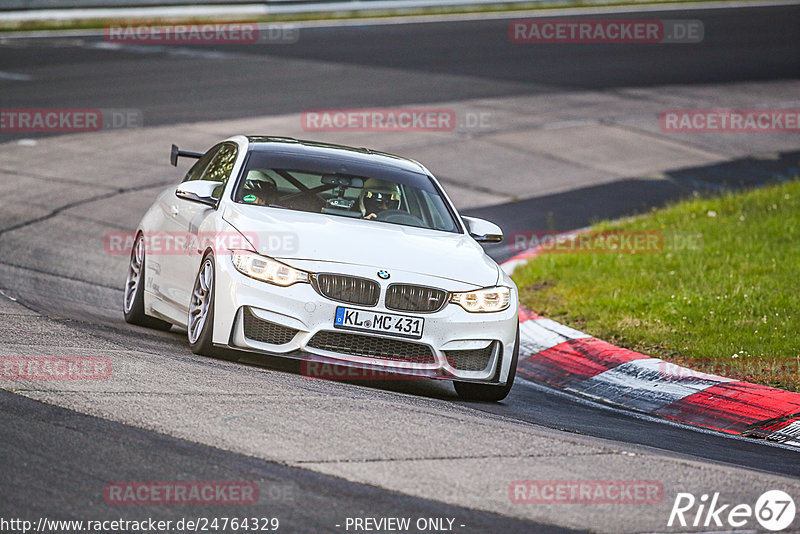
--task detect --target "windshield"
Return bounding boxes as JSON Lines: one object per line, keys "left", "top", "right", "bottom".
{"left": 233, "top": 164, "right": 459, "bottom": 233}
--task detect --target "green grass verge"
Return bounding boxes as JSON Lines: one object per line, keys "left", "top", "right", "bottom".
{"left": 513, "top": 179, "right": 800, "bottom": 391}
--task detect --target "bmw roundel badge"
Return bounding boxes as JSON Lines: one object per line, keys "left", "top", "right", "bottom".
{"left": 377, "top": 270, "right": 390, "bottom": 280}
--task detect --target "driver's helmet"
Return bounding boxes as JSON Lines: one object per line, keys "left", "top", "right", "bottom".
{"left": 242, "top": 170, "right": 277, "bottom": 205}
{"left": 359, "top": 178, "right": 401, "bottom": 216}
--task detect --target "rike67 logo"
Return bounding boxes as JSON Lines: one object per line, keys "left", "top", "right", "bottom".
{"left": 668, "top": 490, "right": 795, "bottom": 531}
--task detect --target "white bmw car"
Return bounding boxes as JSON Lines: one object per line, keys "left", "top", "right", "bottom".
{"left": 124, "top": 135, "right": 519, "bottom": 401}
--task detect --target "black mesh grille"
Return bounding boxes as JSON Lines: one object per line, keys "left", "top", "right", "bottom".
{"left": 307, "top": 330, "right": 435, "bottom": 364}
{"left": 385, "top": 284, "right": 448, "bottom": 313}
{"left": 445, "top": 343, "right": 495, "bottom": 371}
{"left": 314, "top": 274, "right": 380, "bottom": 306}
{"left": 243, "top": 308, "right": 298, "bottom": 345}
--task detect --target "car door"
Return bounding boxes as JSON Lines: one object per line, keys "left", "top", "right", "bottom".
{"left": 152, "top": 144, "right": 222, "bottom": 313}
{"left": 168, "top": 142, "right": 239, "bottom": 313}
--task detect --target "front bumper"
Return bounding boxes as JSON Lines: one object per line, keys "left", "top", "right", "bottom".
{"left": 213, "top": 256, "right": 519, "bottom": 384}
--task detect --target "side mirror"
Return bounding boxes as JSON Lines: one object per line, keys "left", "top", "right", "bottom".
{"left": 175, "top": 181, "right": 223, "bottom": 208}
{"left": 463, "top": 216, "right": 503, "bottom": 243}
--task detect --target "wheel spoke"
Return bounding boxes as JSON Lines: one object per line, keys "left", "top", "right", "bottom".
{"left": 188, "top": 258, "right": 213, "bottom": 344}
{"left": 134, "top": 239, "right": 144, "bottom": 264}
{"left": 124, "top": 235, "right": 144, "bottom": 313}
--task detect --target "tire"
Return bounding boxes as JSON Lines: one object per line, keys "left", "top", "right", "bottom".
{"left": 454, "top": 324, "right": 519, "bottom": 402}
{"left": 187, "top": 253, "right": 237, "bottom": 361}
{"left": 123, "top": 232, "right": 173, "bottom": 331}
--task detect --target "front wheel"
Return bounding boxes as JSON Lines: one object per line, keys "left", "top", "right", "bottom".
{"left": 123, "top": 232, "right": 173, "bottom": 331}
{"left": 454, "top": 324, "right": 519, "bottom": 402}
{"left": 188, "top": 253, "right": 237, "bottom": 361}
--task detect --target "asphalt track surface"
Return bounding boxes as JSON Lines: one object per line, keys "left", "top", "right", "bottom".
{"left": 0, "top": 390, "right": 570, "bottom": 533}
{"left": 0, "top": 5, "right": 798, "bottom": 127}
{"left": 1, "top": 4, "right": 800, "bottom": 532}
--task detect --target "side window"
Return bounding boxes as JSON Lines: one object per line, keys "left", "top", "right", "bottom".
{"left": 200, "top": 143, "right": 239, "bottom": 199}
{"left": 182, "top": 146, "right": 220, "bottom": 183}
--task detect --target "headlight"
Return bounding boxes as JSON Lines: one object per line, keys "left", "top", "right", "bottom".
{"left": 450, "top": 286, "right": 511, "bottom": 313}
{"left": 231, "top": 250, "right": 309, "bottom": 286}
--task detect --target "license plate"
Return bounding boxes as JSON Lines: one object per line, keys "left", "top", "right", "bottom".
{"left": 334, "top": 306, "right": 424, "bottom": 339}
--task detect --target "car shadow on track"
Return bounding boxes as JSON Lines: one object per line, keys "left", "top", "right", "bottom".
{"left": 236, "top": 351, "right": 460, "bottom": 401}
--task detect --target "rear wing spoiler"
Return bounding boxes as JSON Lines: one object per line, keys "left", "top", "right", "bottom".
{"left": 170, "top": 144, "right": 203, "bottom": 166}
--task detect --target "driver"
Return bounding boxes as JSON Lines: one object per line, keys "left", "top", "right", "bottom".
{"left": 241, "top": 170, "right": 278, "bottom": 206}
{"left": 359, "top": 179, "right": 401, "bottom": 219}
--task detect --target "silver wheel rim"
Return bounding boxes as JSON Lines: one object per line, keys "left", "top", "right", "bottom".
{"left": 123, "top": 235, "right": 144, "bottom": 313}
{"left": 188, "top": 258, "right": 213, "bottom": 344}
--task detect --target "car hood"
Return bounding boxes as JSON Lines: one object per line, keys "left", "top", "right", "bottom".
{"left": 222, "top": 204, "right": 500, "bottom": 287}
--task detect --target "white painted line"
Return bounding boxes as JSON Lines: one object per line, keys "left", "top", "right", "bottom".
{"left": 0, "top": 71, "right": 32, "bottom": 81}
{"left": 500, "top": 257, "right": 529, "bottom": 276}
{"left": 279, "top": 0, "right": 800, "bottom": 27}
{"left": 655, "top": 359, "right": 737, "bottom": 383}
{"left": 770, "top": 420, "right": 800, "bottom": 442}
{"left": 572, "top": 358, "right": 724, "bottom": 412}
{"left": 519, "top": 317, "right": 590, "bottom": 354}
{"left": 0, "top": 4, "right": 270, "bottom": 23}
{"left": 536, "top": 317, "right": 590, "bottom": 340}
{"left": 516, "top": 373, "right": 800, "bottom": 451}
{"left": 0, "top": 289, "right": 18, "bottom": 301}
{"left": 1, "top": 0, "right": 797, "bottom": 27}
{"left": 541, "top": 119, "right": 596, "bottom": 130}
{"left": 85, "top": 41, "right": 233, "bottom": 59}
